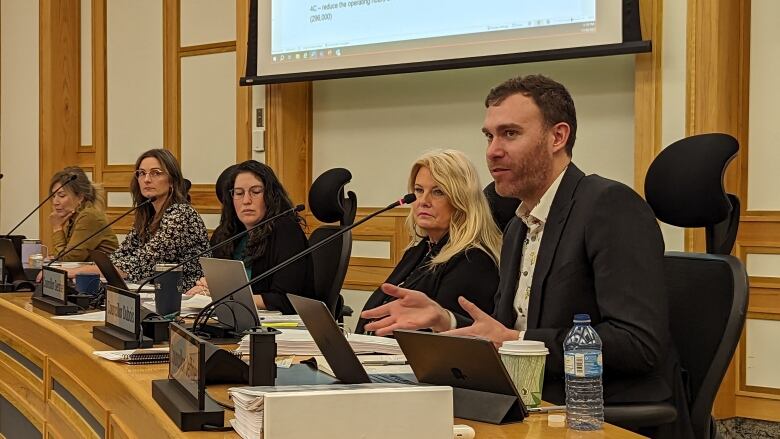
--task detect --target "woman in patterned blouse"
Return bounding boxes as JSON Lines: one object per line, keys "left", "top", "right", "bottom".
{"left": 69, "top": 149, "right": 209, "bottom": 290}
{"left": 110, "top": 149, "right": 210, "bottom": 290}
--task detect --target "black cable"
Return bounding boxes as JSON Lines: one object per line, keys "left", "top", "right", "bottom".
{"left": 200, "top": 389, "right": 235, "bottom": 432}
{"left": 201, "top": 424, "right": 234, "bottom": 432}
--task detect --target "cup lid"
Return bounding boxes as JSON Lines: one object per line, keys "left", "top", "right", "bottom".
{"left": 498, "top": 340, "right": 549, "bottom": 355}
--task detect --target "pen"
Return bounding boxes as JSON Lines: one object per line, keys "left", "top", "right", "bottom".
{"left": 527, "top": 405, "right": 566, "bottom": 413}
{"left": 361, "top": 359, "right": 408, "bottom": 366}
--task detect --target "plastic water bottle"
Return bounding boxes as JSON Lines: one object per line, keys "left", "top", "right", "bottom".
{"left": 563, "top": 313, "right": 603, "bottom": 430}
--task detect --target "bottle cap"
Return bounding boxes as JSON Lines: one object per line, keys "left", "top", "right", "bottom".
{"left": 498, "top": 340, "right": 549, "bottom": 356}
{"left": 548, "top": 414, "right": 566, "bottom": 427}
{"left": 573, "top": 313, "right": 591, "bottom": 323}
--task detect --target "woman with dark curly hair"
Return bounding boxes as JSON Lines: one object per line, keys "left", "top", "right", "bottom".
{"left": 186, "top": 160, "right": 314, "bottom": 314}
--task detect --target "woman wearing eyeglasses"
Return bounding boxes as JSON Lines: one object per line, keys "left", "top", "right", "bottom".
{"left": 64, "top": 149, "right": 209, "bottom": 290}
{"left": 185, "top": 160, "right": 314, "bottom": 314}
{"left": 68, "top": 149, "right": 209, "bottom": 289}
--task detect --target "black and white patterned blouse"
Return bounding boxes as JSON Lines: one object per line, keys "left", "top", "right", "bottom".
{"left": 110, "top": 203, "right": 209, "bottom": 290}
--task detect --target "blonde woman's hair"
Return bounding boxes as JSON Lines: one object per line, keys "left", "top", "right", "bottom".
{"left": 406, "top": 149, "right": 502, "bottom": 267}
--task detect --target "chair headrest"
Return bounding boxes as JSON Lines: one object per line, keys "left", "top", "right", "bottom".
{"left": 309, "top": 168, "right": 353, "bottom": 223}
{"left": 215, "top": 164, "right": 238, "bottom": 204}
{"left": 645, "top": 133, "right": 738, "bottom": 228}
{"left": 483, "top": 181, "right": 520, "bottom": 231}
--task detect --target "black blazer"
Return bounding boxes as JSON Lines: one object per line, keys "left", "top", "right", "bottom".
{"left": 460, "top": 164, "right": 693, "bottom": 437}
{"left": 355, "top": 237, "right": 499, "bottom": 334}
{"left": 211, "top": 216, "right": 315, "bottom": 314}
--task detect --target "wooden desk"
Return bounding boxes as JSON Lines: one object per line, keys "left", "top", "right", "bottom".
{"left": 0, "top": 293, "right": 643, "bottom": 438}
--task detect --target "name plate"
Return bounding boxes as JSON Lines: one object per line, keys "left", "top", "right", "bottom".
{"left": 105, "top": 286, "right": 139, "bottom": 334}
{"left": 42, "top": 266, "right": 67, "bottom": 302}
{"left": 169, "top": 323, "right": 205, "bottom": 410}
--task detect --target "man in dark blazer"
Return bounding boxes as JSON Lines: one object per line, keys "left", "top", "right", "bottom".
{"left": 362, "top": 75, "right": 693, "bottom": 438}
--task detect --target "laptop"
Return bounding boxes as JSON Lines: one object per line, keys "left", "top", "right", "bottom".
{"left": 199, "top": 257, "right": 260, "bottom": 332}
{"left": 288, "top": 294, "right": 418, "bottom": 384}
{"left": 0, "top": 238, "right": 34, "bottom": 290}
{"left": 90, "top": 250, "right": 128, "bottom": 289}
{"left": 0, "top": 238, "right": 28, "bottom": 281}
{"left": 289, "top": 294, "right": 527, "bottom": 394}
{"left": 289, "top": 294, "right": 528, "bottom": 423}
{"left": 393, "top": 329, "right": 526, "bottom": 397}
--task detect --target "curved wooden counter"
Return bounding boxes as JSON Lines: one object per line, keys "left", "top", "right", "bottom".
{"left": 0, "top": 293, "right": 642, "bottom": 438}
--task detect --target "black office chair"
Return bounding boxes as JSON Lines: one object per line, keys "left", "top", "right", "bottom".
{"left": 605, "top": 133, "right": 749, "bottom": 439}
{"left": 184, "top": 178, "right": 192, "bottom": 203}
{"left": 215, "top": 164, "right": 239, "bottom": 205}
{"left": 307, "top": 168, "right": 357, "bottom": 321}
{"left": 483, "top": 181, "right": 520, "bottom": 232}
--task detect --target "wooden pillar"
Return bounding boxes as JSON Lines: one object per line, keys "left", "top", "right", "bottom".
{"left": 265, "top": 82, "right": 313, "bottom": 206}
{"left": 39, "top": 0, "right": 80, "bottom": 245}
{"left": 634, "top": 0, "right": 663, "bottom": 196}
{"left": 236, "top": 0, "right": 252, "bottom": 162}
{"left": 162, "top": 0, "right": 180, "bottom": 158}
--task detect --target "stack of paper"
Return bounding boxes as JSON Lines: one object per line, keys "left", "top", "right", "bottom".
{"left": 313, "top": 354, "right": 413, "bottom": 377}
{"left": 228, "top": 384, "right": 416, "bottom": 439}
{"left": 236, "top": 328, "right": 403, "bottom": 356}
{"left": 139, "top": 294, "right": 212, "bottom": 313}
{"left": 230, "top": 388, "right": 266, "bottom": 439}
{"left": 125, "top": 282, "right": 155, "bottom": 292}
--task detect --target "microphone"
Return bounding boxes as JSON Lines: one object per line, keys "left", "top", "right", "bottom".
{"left": 132, "top": 204, "right": 306, "bottom": 295}
{"left": 193, "top": 193, "right": 416, "bottom": 330}
{"left": 3, "top": 174, "right": 78, "bottom": 237}
{"left": 47, "top": 197, "right": 156, "bottom": 266}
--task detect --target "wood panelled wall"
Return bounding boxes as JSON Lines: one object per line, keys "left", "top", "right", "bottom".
{"left": 687, "top": 0, "right": 780, "bottom": 422}
{"left": 39, "top": 0, "right": 255, "bottom": 241}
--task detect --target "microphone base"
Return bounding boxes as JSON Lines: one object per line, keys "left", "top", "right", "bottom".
{"left": 141, "top": 307, "right": 171, "bottom": 343}
{"left": 93, "top": 325, "right": 154, "bottom": 350}
{"left": 151, "top": 379, "right": 224, "bottom": 432}
{"left": 68, "top": 293, "right": 93, "bottom": 309}
{"left": 31, "top": 296, "right": 79, "bottom": 315}
{"left": 194, "top": 322, "right": 243, "bottom": 345}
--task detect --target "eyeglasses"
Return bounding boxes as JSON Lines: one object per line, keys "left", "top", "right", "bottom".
{"left": 135, "top": 169, "right": 166, "bottom": 180}
{"left": 230, "top": 186, "right": 264, "bottom": 200}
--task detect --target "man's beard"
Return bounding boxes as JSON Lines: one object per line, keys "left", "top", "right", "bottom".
{"left": 493, "top": 138, "right": 553, "bottom": 202}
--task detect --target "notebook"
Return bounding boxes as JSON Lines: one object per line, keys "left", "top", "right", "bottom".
{"left": 93, "top": 348, "right": 246, "bottom": 365}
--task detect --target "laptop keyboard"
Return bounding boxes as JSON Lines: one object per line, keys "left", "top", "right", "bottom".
{"left": 368, "top": 374, "right": 417, "bottom": 385}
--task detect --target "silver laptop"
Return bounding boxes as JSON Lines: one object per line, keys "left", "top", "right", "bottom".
{"left": 199, "top": 257, "right": 259, "bottom": 332}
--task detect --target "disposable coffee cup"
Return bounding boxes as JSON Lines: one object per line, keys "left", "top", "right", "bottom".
{"left": 499, "top": 340, "right": 549, "bottom": 408}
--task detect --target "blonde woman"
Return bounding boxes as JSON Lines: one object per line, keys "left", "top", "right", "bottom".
{"left": 49, "top": 167, "right": 118, "bottom": 261}
{"left": 356, "top": 150, "right": 501, "bottom": 334}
